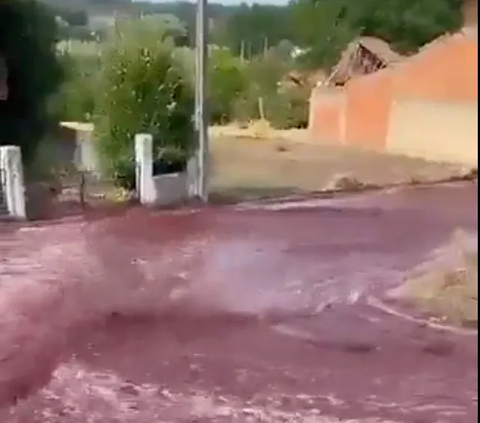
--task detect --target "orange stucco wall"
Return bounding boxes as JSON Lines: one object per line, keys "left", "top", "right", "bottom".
{"left": 344, "top": 69, "right": 393, "bottom": 151}
{"left": 308, "top": 87, "right": 344, "bottom": 144}
{"left": 394, "top": 35, "right": 478, "bottom": 102}
{"left": 309, "top": 30, "right": 478, "bottom": 164}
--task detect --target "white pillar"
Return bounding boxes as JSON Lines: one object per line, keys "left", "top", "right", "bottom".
{"left": 186, "top": 155, "right": 199, "bottom": 198}
{"left": 0, "top": 145, "right": 26, "bottom": 220}
{"left": 134, "top": 134, "right": 154, "bottom": 205}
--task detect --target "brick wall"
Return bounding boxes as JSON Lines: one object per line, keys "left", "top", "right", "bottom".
{"left": 344, "top": 69, "right": 393, "bottom": 151}
{"left": 309, "top": 29, "right": 478, "bottom": 165}
{"left": 393, "top": 33, "right": 477, "bottom": 103}
{"left": 386, "top": 31, "right": 478, "bottom": 165}
{"left": 308, "top": 86, "right": 344, "bottom": 144}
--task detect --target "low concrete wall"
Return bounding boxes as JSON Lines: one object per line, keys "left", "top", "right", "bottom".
{"left": 151, "top": 173, "right": 188, "bottom": 206}
{"left": 387, "top": 99, "right": 478, "bottom": 166}
{"left": 76, "top": 125, "right": 100, "bottom": 175}
{"left": 59, "top": 122, "right": 100, "bottom": 175}
{"left": 135, "top": 134, "right": 197, "bottom": 207}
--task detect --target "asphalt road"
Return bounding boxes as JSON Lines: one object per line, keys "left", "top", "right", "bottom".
{"left": 0, "top": 183, "right": 477, "bottom": 422}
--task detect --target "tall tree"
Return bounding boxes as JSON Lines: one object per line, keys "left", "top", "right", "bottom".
{"left": 290, "top": 0, "right": 463, "bottom": 69}
{"left": 345, "top": 0, "right": 463, "bottom": 52}
{"left": 212, "top": 3, "right": 292, "bottom": 58}
{"left": 0, "top": 0, "right": 63, "bottom": 163}
{"left": 290, "top": 0, "right": 356, "bottom": 69}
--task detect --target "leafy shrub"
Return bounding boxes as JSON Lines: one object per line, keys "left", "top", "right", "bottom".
{"left": 231, "top": 95, "right": 260, "bottom": 125}
{"left": 231, "top": 51, "right": 299, "bottom": 127}
{"left": 246, "top": 52, "right": 289, "bottom": 97}
{"left": 93, "top": 16, "right": 195, "bottom": 181}
{"left": 265, "top": 87, "right": 309, "bottom": 129}
{"left": 111, "top": 158, "right": 136, "bottom": 191}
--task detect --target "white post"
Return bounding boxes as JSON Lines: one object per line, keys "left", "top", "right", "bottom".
{"left": 134, "top": 134, "right": 154, "bottom": 205}
{"left": 0, "top": 145, "right": 26, "bottom": 220}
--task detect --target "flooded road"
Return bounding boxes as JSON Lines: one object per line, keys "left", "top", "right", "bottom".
{"left": 0, "top": 183, "right": 477, "bottom": 422}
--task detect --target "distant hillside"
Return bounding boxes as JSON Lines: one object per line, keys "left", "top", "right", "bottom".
{"left": 41, "top": 0, "right": 132, "bottom": 12}
{"left": 40, "top": 0, "right": 246, "bottom": 36}
{"left": 41, "top": 0, "right": 243, "bottom": 17}
{"left": 41, "top": 0, "right": 290, "bottom": 48}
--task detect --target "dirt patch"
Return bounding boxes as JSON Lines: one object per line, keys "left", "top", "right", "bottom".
{"left": 210, "top": 122, "right": 309, "bottom": 142}
{"left": 210, "top": 131, "right": 474, "bottom": 201}
{"left": 388, "top": 230, "right": 478, "bottom": 328}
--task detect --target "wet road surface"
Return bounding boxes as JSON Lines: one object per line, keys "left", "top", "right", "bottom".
{"left": 0, "top": 183, "right": 477, "bottom": 422}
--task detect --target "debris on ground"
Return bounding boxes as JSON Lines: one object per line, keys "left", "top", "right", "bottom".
{"left": 323, "top": 173, "right": 367, "bottom": 192}
{"left": 388, "top": 229, "right": 478, "bottom": 328}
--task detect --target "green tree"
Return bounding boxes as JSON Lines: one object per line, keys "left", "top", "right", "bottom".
{"left": 0, "top": 0, "right": 63, "bottom": 164}
{"left": 290, "top": 0, "right": 463, "bottom": 69}
{"left": 209, "top": 48, "right": 247, "bottom": 124}
{"left": 93, "top": 16, "right": 195, "bottom": 184}
{"left": 49, "top": 49, "right": 100, "bottom": 122}
{"left": 275, "top": 39, "right": 296, "bottom": 62}
{"left": 345, "top": 0, "right": 463, "bottom": 53}
{"left": 213, "top": 4, "right": 293, "bottom": 58}
{"left": 290, "top": 0, "right": 356, "bottom": 69}
{"left": 232, "top": 51, "right": 293, "bottom": 124}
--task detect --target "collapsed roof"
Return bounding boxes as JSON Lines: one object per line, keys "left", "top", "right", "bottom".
{"left": 326, "top": 36, "right": 404, "bottom": 86}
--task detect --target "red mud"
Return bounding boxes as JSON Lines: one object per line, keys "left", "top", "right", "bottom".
{"left": 0, "top": 183, "right": 477, "bottom": 422}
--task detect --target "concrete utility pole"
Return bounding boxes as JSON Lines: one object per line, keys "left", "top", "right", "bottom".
{"left": 195, "top": 0, "right": 209, "bottom": 202}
